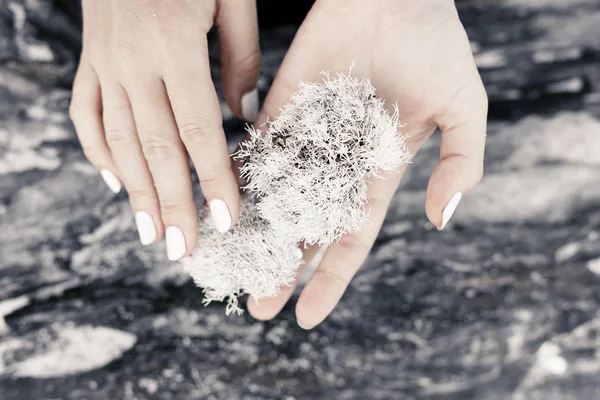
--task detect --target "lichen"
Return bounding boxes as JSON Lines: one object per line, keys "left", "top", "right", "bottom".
{"left": 186, "top": 71, "right": 411, "bottom": 314}
{"left": 237, "top": 71, "right": 411, "bottom": 245}
{"left": 181, "top": 196, "right": 302, "bottom": 315}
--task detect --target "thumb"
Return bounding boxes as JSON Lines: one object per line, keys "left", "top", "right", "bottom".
{"left": 425, "top": 87, "right": 488, "bottom": 230}
{"left": 217, "top": 0, "right": 262, "bottom": 122}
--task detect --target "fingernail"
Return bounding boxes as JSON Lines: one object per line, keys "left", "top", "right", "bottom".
{"left": 209, "top": 199, "right": 232, "bottom": 233}
{"left": 297, "top": 321, "right": 314, "bottom": 330}
{"left": 100, "top": 169, "right": 121, "bottom": 193}
{"left": 241, "top": 88, "right": 259, "bottom": 122}
{"left": 135, "top": 211, "right": 157, "bottom": 245}
{"left": 166, "top": 226, "right": 186, "bottom": 261}
{"left": 439, "top": 192, "right": 462, "bottom": 230}
{"left": 294, "top": 247, "right": 303, "bottom": 260}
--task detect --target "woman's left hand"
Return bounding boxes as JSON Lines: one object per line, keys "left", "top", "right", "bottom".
{"left": 248, "top": 0, "right": 488, "bottom": 329}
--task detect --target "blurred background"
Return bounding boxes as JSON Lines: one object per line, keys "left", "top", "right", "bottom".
{"left": 1, "top": 0, "right": 600, "bottom": 399}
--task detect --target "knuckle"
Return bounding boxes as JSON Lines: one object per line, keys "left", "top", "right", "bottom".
{"left": 154, "top": 18, "right": 179, "bottom": 41}
{"left": 197, "top": 172, "right": 233, "bottom": 198}
{"left": 156, "top": 30, "right": 199, "bottom": 61}
{"left": 405, "top": 130, "right": 429, "bottom": 146}
{"left": 127, "top": 188, "right": 158, "bottom": 205}
{"left": 105, "top": 127, "right": 134, "bottom": 149}
{"left": 178, "top": 121, "right": 213, "bottom": 149}
{"left": 232, "top": 50, "right": 262, "bottom": 75}
{"left": 159, "top": 199, "right": 184, "bottom": 215}
{"left": 106, "top": 100, "right": 133, "bottom": 115}
{"left": 141, "top": 136, "right": 176, "bottom": 167}
{"left": 337, "top": 232, "right": 372, "bottom": 254}
{"left": 317, "top": 267, "right": 349, "bottom": 287}
{"left": 115, "top": 41, "right": 136, "bottom": 65}
{"left": 198, "top": 174, "right": 221, "bottom": 190}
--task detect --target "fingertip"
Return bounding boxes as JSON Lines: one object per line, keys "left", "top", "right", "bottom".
{"left": 179, "top": 216, "right": 199, "bottom": 259}
{"left": 221, "top": 61, "right": 261, "bottom": 122}
{"left": 247, "top": 290, "right": 292, "bottom": 321}
{"left": 187, "top": 218, "right": 200, "bottom": 254}
{"left": 100, "top": 168, "right": 122, "bottom": 194}
{"left": 425, "top": 154, "right": 482, "bottom": 229}
{"left": 438, "top": 192, "right": 462, "bottom": 231}
{"left": 226, "top": 183, "right": 242, "bottom": 228}
{"left": 217, "top": 0, "right": 261, "bottom": 121}
{"left": 162, "top": 218, "right": 199, "bottom": 261}
{"left": 248, "top": 254, "right": 312, "bottom": 321}
{"left": 213, "top": 182, "right": 241, "bottom": 231}
{"left": 134, "top": 211, "right": 159, "bottom": 245}
{"left": 247, "top": 297, "right": 277, "bottom": 321}
{"left": 295, "top": 270, "right": 346, "bottom": 330}
{"left": 297, "top": 320, "right": 314, "bottom": 330}
{"left": 209, "top": 198, "right": 233, "bottom": 233}
{"left": 241, "top": 87, "right": 259, "bottom": 122}
{"left": 198, "top": 165, "right": 242, "bottom": 231}
{"left": 166, "top": 226, "right": 188, "bottom": 261}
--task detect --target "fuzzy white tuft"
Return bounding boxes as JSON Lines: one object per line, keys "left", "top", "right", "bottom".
{"left": 237, "top": 71, "right": 411, "bottom": 245}
{"left": 181, "top": 196, "right": 302, "bottom": 316}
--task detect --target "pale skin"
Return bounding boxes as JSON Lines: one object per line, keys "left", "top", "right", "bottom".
{"left": 70, "top": 0, "right": 261, "bottom": 259}
{"left": 71, "top": 0, "right": 487, "bottom": 329}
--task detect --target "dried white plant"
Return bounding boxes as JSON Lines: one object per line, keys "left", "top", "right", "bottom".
{"left": 181, "top": 196, "right": 302, "bottom": 316}
{"left": 237, "top": 71, "right": 411, "bottom": 245}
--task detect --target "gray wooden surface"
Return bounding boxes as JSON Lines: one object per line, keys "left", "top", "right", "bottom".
{"left": 1, "top": 0, "right": 600, "bottom": 398}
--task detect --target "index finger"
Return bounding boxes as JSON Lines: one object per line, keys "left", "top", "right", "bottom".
{"left": 294, "top": 168, "right": 408, "bottom": 330}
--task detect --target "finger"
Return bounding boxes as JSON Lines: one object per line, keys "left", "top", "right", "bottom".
{"left": 128, "top": 78, "right": 197, "bottom": 261}
{"left": 69, "top": 62, "right": 121, "bottom": 193}
{"left": 253, "top": 4, "right": 371, "bottom": 128}
{"left": 162, "top": 39, "right": 240, "bottom": 235}
{"left": 231, "top": 33, "right": 345, "bottom": 183}
{"left": 101, "top": 82, "right": 163, "bottom": 245}
{"left": 247, "top": 244, "right": 320, "bottom": 321}
{"left": 230, "top": 17, "right": 347, "bottom": 184}
{"left": 295, "top": 167, "right": 408, "bottom": 330}
{"left": 217, "top": 0, "right": 262, "bottom": 122}
{"left": 426, "top": 83, "right": 488, "bottom": 230}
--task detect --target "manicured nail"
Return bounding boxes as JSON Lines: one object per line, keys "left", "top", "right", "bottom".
{"left": 241, "top": 88, "right": 259, "bottom": 122}
{"left": 166, "top": 226, "right": 186, "bottom": 261}
{"left": 297, "top": 321, "right": 314, "bottom": 330}
{"left": 100, "top": 169, "right": 121, "bottom": 193}
{"left": 135, "top": 211, "right": 157, "bottom": 245}
{"left": 439, "top": 192, "right": 462, "bottom": 230}
{"left": 294, "top": 247, "right": 303, "bottom": 260}
{"left": 209, "top": 199, "right": 232, "bottom": 233}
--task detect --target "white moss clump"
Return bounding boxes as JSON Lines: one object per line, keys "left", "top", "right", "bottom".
{"left": 184, "top": 71, "right": 411, "bottom": 315}
{"left": 181, "top": 196, "right": 302, "bottom": 316}
{"left": 237, "top": 72, "right": 411, "bottom": 245}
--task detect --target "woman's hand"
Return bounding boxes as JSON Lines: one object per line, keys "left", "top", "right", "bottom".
{"left": 70, "top": 0, "right": 261, "bottom": 260}
{"left": 249, "top": 0, "right": 488, "bottom": 328}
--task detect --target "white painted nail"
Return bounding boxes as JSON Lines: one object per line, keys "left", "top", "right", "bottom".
{"left": 135, "top": 211, "right": 157, "bottom": 245}
{"left": 100, "top": 169, "right": 121, "bottom": 193}
{"left": 294, "top": 247, "right": 303, "bottom": 260}
{"left": 297, "top": 320, "right": 314, "bottom": 330}
{"left": 241, "top": 88, "right": 259, "bottom": 122}
{"left": 439, "top": 192, "right": 462, "bottom": 230}
{"left": 166, "top": 226, "right": 186, "bottom": 261}
{"left": 209, "top": 199, "right": 232, "bottom": 233}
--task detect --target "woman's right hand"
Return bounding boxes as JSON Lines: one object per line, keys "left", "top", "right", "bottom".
{"left": 70, "top": 0, "right": 261, "bottom": 261}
